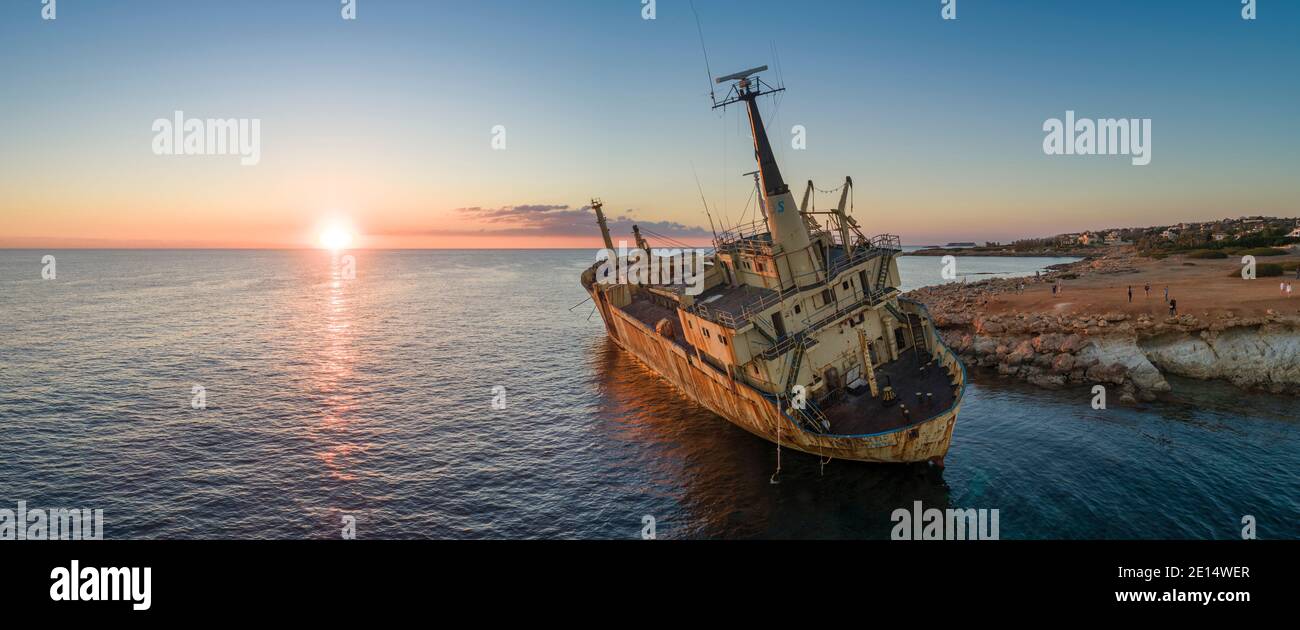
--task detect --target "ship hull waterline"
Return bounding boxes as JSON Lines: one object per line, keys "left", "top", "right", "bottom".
{"left": 585, "top": 284, "right": 964, "bottom": 465}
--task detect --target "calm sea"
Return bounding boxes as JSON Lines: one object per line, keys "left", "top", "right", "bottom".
{"left": 1, "top": 249, "right": 1296, "bottom": 539}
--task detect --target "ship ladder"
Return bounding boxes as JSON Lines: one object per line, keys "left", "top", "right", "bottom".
{"left": 883, "top": 301, "right": 907, "bottom": 323}
{"left": 875, "top": 253, "right": 893, "bottom": 292}
{"left": 751, "top": 315, "right": 778, "bottom": 347}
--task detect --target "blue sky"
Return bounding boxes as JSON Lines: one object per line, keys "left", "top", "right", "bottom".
{"left": 1, "top": 0, "right": 1297, "bottom": 247}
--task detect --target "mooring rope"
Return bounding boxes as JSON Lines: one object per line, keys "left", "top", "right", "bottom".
{"left": 770, "top": 398, "right": 782, "bottom": 485}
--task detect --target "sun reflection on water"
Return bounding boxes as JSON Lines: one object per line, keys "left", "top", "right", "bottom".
{"left": 312, "top": 252, "right": 366, "bottom": 482}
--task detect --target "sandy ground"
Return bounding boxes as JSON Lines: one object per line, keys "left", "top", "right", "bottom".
{"left": 980, "top": 249, "right": 1300, "bottom": 321}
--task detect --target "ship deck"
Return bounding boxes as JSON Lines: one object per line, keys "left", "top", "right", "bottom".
{"left": 620, "top": 297, "right": 692, "bottom": 350}
{"left": 693, "top": 283, "right": 780, "bottom": 320}
{"left": 819, "top": 351, "right": 957, "bottom": 436}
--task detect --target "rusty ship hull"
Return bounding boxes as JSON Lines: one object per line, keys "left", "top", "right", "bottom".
{"left": 583, "top": 269, "right": 966, "bottom": 464}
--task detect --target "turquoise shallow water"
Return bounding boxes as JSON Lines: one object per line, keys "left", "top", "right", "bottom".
{"left": 1, "top": 249, "right": 1296, "bottom": 539}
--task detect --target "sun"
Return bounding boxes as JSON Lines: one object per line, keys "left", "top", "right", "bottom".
{"left": 319, "top": 224, "right": 354, "bottom": 251}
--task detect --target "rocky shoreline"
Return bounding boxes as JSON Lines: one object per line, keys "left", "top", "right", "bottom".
{"left": 907, "top": 251, "right": 1300, "bottom": 402}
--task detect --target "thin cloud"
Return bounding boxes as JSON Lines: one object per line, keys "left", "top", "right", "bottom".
{"left": 378, "top": 204, "right": 713, "bottom": 240}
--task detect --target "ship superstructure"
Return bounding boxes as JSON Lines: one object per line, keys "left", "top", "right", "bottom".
{"left": 581, "top": 67, "right": 965, "bottom": 464}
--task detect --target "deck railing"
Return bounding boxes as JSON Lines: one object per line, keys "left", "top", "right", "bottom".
{"left": 715, "top": 221, "right": 775, "bottom": 256}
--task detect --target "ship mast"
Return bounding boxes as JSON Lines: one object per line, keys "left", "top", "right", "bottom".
{"left": 632, "top": 224, "right": 650, "bottom": 254}
{"left": 713, "top": 66, "right": 817, "bottom": 284}
{"left": 591, "top": 198, "right": 614, "bottom": 251}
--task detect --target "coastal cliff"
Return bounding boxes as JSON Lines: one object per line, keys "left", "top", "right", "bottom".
{"left": 907, "top": 249, "right": 1300, "bottom": 401}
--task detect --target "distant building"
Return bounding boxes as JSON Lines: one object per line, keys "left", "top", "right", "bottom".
{"left": 1288, "top": 227, "right": 1300, "bottom": 238}
{"left": 1213, "top": 233, "right": 1229, "bottom": 241}
{"left": 1078, "top": 233, "right": 1094, "bottom": 245}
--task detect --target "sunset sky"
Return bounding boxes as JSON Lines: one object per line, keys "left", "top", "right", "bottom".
{"left": 2, "top": 0, "right": 1297, "bottom": 249}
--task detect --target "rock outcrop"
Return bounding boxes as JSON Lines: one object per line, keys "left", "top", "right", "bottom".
{"left": 910, "top": 258, "right": 1300, "bottom": 401}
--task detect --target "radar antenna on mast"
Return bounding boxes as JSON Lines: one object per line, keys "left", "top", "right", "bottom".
{"left": 712, "top": 66, "right": 785, "bottom": 110}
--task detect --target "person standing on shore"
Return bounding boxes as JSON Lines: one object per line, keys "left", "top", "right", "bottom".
{"left": 1144, "top": 283, "right": 1151, "bottom": 298}
{"left": 1128, "top": 286, "right": 1133, "bottom": 303}
{"left": 1164, "top": 286, "right": 1169, "bottom": 302}
{"left": 1169, "top": 298, "right": 1178, "bottom": 317}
